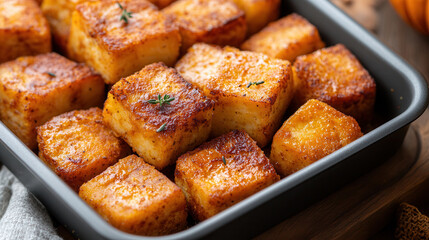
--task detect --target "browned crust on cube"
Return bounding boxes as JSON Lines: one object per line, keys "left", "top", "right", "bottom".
{"left": 37, "top": 108, "right": 130, "bottom": 191}
{"left": 108, "top": 62, "right": 214, "bottom": 132}
{"left": 0, "top": 53, "right": 105, "bottom": 149}
{"left": 176, "top": 43, "right": 290, "bottom": 104}
{"left": 270, "top": 99, "right": 363, "bottom": 177}
{"left": 79, "top": 155, "right": 188, "bottom": 235}
{"left": 175, "top": 130, "right": 280, "bottom": 221}
{"left": 163, "top": 0, "right": 246, "bottom": 52}
{"left": 241, "top": 13, "right": 325, "bottom": 61}
{"left": 0, "top": 0, "right": 51, "bottom": 62}
{"left": 0, "top": 0, "right": 48, "bottom": 31}
{"left": 149, "top": 0, "right": 176, "bottom": 8}
{"left": 292, "top": 44, "right": 376, "bottom": 123}
{"left": 75, "top": 0, "right": 179, "bottom": 53}
{"left": 41, "top": 0, "right": 87, "bottom": 54}
{"left": 0, "top": 53, "right": 103, "bottom": 94}
{"left": 176, "top": 43, "right": 293, "bottom": 147}
{"left": 232, "top": 0, "right": 281, "bottom": 36}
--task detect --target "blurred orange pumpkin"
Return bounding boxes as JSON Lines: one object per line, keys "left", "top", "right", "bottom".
{"left": 390, "top": 0, "right": 429, "bottom": 34}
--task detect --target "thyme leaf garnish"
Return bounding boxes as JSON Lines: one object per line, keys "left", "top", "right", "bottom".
{"left": 246, "top": 81, "right": 265, "bottom": 88}
{"left": 117, "top": 3, "right": 132, "bottom": 24}
{"left": 147, "top": 94, "right": 175, "bottom": 107}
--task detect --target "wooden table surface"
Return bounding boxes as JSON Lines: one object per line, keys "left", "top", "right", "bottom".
{"left": 256, "top": 1, "right": 429, "bottom": 239}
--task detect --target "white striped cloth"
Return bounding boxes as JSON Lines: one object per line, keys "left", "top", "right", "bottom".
{"left": 0, "top": 166, "right": 61, "bottom": 240}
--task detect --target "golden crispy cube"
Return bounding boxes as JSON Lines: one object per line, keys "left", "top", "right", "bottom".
{"left": 103, "top": 62, "right": 214, "bottom": 169}
{"left": 270, "top": 99, "right": 363, "bottom": 177}
{"left": 68, "top": 0, "right": 181, "bottom": 84}
{"left": 0, "top": 53, "right": 105, "bottom": 150}
{"left": 292, "top": 44, "right": 376, "bottom": 123}
{"left": 175, "top": 130, "right": 280, "bottom": 221}
{"left": 241, "top": 13, "right": 325, "bottom": 62}
{"left": 41, "top": 0, "right": 87, "bottom": 54}
{"left": 232, "top": 0, "right": 280, "bottom": 35}
{"left": 162, "top": 0, "right": 246, "bottom": 54}
{"left": 42, "top": 0, "right": 174, "bottom": 54}
{"left": 37, "top": 108, "right": 130, "bottom": 192}
{"left": 176, "top": 43, "right": 293, "bottom": 147}
{"left": 79, "top": 155, "right": 188, "bottom": 235}
{"left": 0, "top": 0, "right": 51, "bottom": 63}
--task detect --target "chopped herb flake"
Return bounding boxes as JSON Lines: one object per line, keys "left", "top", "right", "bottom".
{"left": 156, "top": 123, "right": 167, "bottom": 132}
{"left": 46, "top": 72, "right": 56, "bottom": 77}
{"left": 247, "top": 81, "right": 265, "bottom": 88}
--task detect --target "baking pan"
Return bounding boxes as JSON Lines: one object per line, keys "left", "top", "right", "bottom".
{"left": 0, "top": 0, "right": 427, "bottom": 239}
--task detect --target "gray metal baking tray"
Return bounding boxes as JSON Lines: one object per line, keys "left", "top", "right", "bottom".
{"left": 0, "top": 0, "right": 427, "bottom": 239}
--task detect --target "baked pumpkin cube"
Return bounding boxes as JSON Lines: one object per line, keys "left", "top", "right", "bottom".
{"left": 0, "top": 0, "right": 51, "bottom": 63}
{"left": 68, "top": 0, "right": 181, "bottom": 84}
{"left": 231, "top": 0, "right": 280, "bottom": 35}
{"left": 103, "top": 62, "right": 214, "bottom": 169}
{"left": 41, "top": 0, "right": 87, "bottom": 54}
{"left": 241, "top": 13, "right": 325, "bottom": 62}
{"left": 292, "top": 44, "right": 376, "bottom": 123}
{"left": 36, "top": 108, "right": 130, "bottom": 192}
{"left": 79, "top": 155, "right": 188, "bottom": 236}
{"left": 270, "top": 99, "right": 363, "bottom": 177}
{"left": 176, "top": 43, "right": 294, "bottom": 147}
{"left": 0, "top": 53, "right": 105, "bottom": 150}
{"left": 175, "top": 130, "right": 280, "bottom": 221}
{"left": 162, "top": 0, "right": 246, "bottom": 53}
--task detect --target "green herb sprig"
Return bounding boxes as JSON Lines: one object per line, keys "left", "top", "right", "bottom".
{"left": 147, "top": 94, "right": 175, "bottom": 107}
{"left": 46, "top": 72, "right": 56, "bottom": 77}
{"left": 156, "top": 123, "right": 167, "bottom": 132}
{"left": 117, "top": 3, "right": 132, "bottom": 24}
{"left": 246, "top": 81, "right": 265, "bottom": 88}
{"left": 222, "top": 156, "right": 226, "bottom": 165}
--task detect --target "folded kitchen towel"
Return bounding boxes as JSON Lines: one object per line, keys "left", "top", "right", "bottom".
{"left": 0, "top": 166, "right": 61, "bottom": 240}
